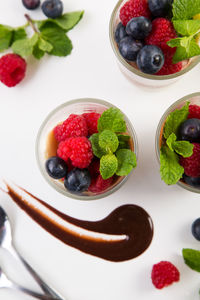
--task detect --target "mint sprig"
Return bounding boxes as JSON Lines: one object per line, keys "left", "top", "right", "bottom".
{"left": 166, "top": 133, "right": 194, "bottom": 157}
{"left": 183, "top": 249, "right": 200, "bottom": 272}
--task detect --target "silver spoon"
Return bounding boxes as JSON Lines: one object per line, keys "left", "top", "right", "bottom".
{"left": 0, "top": 266, "right": 55, "bottom": 299}
{"left": 0, "top": 206, "right": 64, "bottom": 300}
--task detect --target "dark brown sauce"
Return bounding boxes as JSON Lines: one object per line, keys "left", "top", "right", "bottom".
{"left": 5, "top": 184, "right": 153, "bottom": 262}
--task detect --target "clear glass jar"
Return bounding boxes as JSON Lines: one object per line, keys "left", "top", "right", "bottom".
{"left": 155, "top": 92, "right": 200, "bottom": 193}
{"left": 36, "top": 98, "right": 138, "bottom": 200}
{"left": 109, "top": 0, "right": 200, "bottom": 87}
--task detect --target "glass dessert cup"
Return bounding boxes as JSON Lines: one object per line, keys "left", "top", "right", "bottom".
{"left": 155, "top": 92, "right": 200, "bottom": 193}
{"left": 109, "top": 0, "right": 200, "bottom": 87}
{"left": 36, "top": 98, "right": 138, "bottom": 200}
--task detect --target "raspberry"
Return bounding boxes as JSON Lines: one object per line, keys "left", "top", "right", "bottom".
{"left": 156, "top": 52, "right": 182, "bottom": 75}
{"left": 88, "top": 175, "right": 113, "bottom": 193}
{"left": 83, "top": 113, "right": 101, "bottom": 135}
{"left": 54, "top": 114, "right": 88, "bottom": 142}
{"left": 57, "top": 137, "right": 93, "bottom": 169}
{"left": 145, "top": 18, "right": 177, "bottom": 53}
{"left": 188, "top": 105, "right": 200, "bottom": 119}
{"left": 151, "top": 261, "right": 180, "bottom": 289}
{"left": 119, "top": 0, "right": 151, "bottom": 26}
{"left": 180, "top": 143, "right": 200, "bottom": 177}
{"left": 88, "top": 160, "right": 100, "bottom": 177}
{"left": 0, "top": 54, "right": 26, "bottom": 87}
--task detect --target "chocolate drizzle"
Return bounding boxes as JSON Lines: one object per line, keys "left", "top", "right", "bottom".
{"left": 4, "top": 184, "right": 153, "bottom": 262}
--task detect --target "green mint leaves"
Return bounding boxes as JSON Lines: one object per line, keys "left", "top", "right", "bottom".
{"left": 168, "top": 0, "right": 200, "bottom": 63}
{"left": 183, "top": 249, "right": 200, "bottom": 272}
{"left": 0, "top": 11, "right": 84, "bottom": 59}
{"left": 90, "top": 108, "right": 137, "bottom": 180}
{"left": 160, "top": 103, "right": 193, "bottom": 185}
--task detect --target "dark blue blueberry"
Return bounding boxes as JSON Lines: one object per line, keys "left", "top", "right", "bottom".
{"left": 115, "top": 22, "right": 128, "bottom": 44}
{"left": 126, "top": 17, "right": 152, "bottom": 40}
{"left": 118, "top": 36, "right": 143, "bottom": 61}
{"left": 192, "top": 218, "right": 200, "bottom": 241}
{"left": 42, "top": 0, "right": 63, "bottom": 18}
{"left": 64, "top": 168, "right": 91, "bottom": 194}
{"left": 22, "top": 0, "right": 40, "bottom": 9}
{"left": 148, "top": 0, "right": 172, "bottom": 17}
{"left": 45, "top": 156, "right": 68, "bottom": 179}
{"left": 183, "top": 174, "right": 200, "bottom": 189}
{"left": 178, "top": 118, "right": 200, "bottom": 143}
{"left": 0, "top": 207, "right": 7, "bottom": 229}
{"left": 136, "top": 45, "right": 164, "bottom": 74}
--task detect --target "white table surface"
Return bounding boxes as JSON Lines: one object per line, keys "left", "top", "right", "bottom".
{"left": 0, "top": 0, "right": 200, "bottom": 299}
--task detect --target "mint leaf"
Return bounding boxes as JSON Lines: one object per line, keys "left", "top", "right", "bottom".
{"left": 173, "top": 20, "right": 200, "bottom": 36}
{"left": 98, "top": 108, "right": 126, "bottom": 133}
{"left": 117, "top": 134, "right": 130, "bottom": 149}
{"left": 99, "top": 130, "right": 119, "bottom": 153}
{"left": 0, "top": 24, "right": 13, "bottom": 52}
{"left": 173, "top": 0, "right": 200, "bottom": 20}
{"left": 167, "top": 38, "right": 182, "bottom": 48}
{"left": 100, "top": 154, "right": 118, "bottom": 179}
{"left": 172, "top": 38, "right": 200, "bottom": 62}
{"left": 116, "top": 149, "right": 137, "bottom": 176}
{"left": 89, "top": 134, "right": 106, "bottom": 159}
{"left": 164, "top": 102, "right": 189, "bottom": 139}
{"left": 166, "top": 133, "right": 177, "bottom": 151}
{"left": 33, "top": 43, "right": 45, "bottom": 59}
{"left": 166, "top": 133, "right": 194, "bottom": 157}
{"left": 40, "top": 23, "right": 72, "bottom": 57}
{"left": 160, "top": 145, "right": 184, "bottom": 185}
{"left": 12, "top": 28, "right": 27, "bottom": 42}
{"left": 183, "top": 249, "right": 200, "bottom": 272}
{"left": 12, "top": 34, "right": 38, "bottom": 57}
{"left": 38, "top": 37, "right": 53, "bottom": 52}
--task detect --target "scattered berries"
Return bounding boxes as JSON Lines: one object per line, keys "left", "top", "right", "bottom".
{"left": 178, "top": 118, "right": 200, "bottom": 143}
{"left": 156, "top": 51, "right": 182, "bottom": 75}
{"left": 0, "top": 54, "right": 27, "bottom": 87}
{"left": 83, "top": 112, "right": 101, "bottom": 135}
{"left": 45, "top": 156, "right": 68, "bottom": 179}
{"left": 137, "top": 45, "right": 164, "bottom": 74}
{"left": 151, "top": 261, "right": 180, "bottom": 289}
{"left": 89, "top": 175, "right": 113, "bottom": 193}
{"left": 54, "top": 114, "right": 88, "bottom": 142}
{"left": 188, "top": 104, "right": 200, "bottom": 119}
{"left": 42, "top": 0, "right": 63, "bottom": 18}
{"left": 64, "top": 168, "right": 91, "bottom": 193}
{"left": 119, "top": 36, "right": 143, "bottom": 61}
{"left": 191, "top": 218, "right": 200, "bottom": 241}
{"left": 180, "top": 143, "right": 200, "bottom": 177}
{"left": 22, "top": 0, "right": 40, "bottom": 9}
{"left": 119, "top": 0, "right": 151, "bottom": 26}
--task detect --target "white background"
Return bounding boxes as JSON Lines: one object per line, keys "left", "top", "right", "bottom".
{"left": 0, "top": 0, "right": 200, "bottom": 299}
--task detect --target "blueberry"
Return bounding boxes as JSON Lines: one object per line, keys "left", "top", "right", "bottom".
{"left": 192, "top": 218, "right": 200, "bottom": 241}
{"left": 45, "top": 156, "right": 68, "bottom": 179}
{"left": 178, "top": 118, "right": 200, "bottom": 143}
{"left": 22, "top": 0, "right": 40, "bottom": 9}
{"left": 136, "top": 45, "right": 164, "bottom": 74}
{"left": 183, "top": 174, "right": 200, "bottom": 189}
{"left": 118, "top": 36, "right": 143, "bottom": 61}
{"left": 64, "top": 168, "right": 91, "bottom": 194}
{"left": 148, "top": 0, "right": 172, "bottom": 17}
{"left": 115, "top": 22, "right": 128, "bottom": 44}
{"left": 42, "top": 0, "right": 63, "bottom": 18}
{"left": 126, "top": 17, "right": 152, "bottom": 40}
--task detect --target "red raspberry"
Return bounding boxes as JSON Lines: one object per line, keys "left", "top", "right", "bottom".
{"left": 145, "top": 18, "right": 177, "bottom": 53}
{"left": 188, "top": 105, "right": 200, "bottom": 119}
{"left": 156, "top": 52, "right": 182, "bottom": 75}
{"left": 151, "top": 261, "right": 180, "bottom": 289}
{"left": 54, "top": 114, "right": 88, "bottom": 142}
{"left": 180, "top": 143, "right": 200, "bottom": 177}
{"left": 88, "top": 160, "right": 100, "bottom": 177}
{"left": 57, "top": 137, "right": 93, "bottom": 169}
{"left": 83, "top": 113, "right": 101, "bottom": 135}
{"left": 119, "top": 0, "right": 151, "bottom": 26}
{"left": 88, "top": 175, "right": 113, "bottom": 193}
{"left": 0, "top": 54, "right": 26, "bottom": 87}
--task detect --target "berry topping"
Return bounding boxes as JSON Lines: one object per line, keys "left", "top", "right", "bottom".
{"left": 22, "top": 0, "right": 40, "bottom": 9}
{"left": 64, "top": 168, "right": 91, "bottom": 193}
{"left": 120, "top": 0, "right": 151, "bottom": 26}
{"left": 180, "top": 143, "right": 200, "bottom": 177}
{"left": 45, "top": 156, "right": 68, "bottom": 179}
{"left": 88, "top": 175, "right": 113, "bottom": 193}
{"left": 126, "top": 17, "right": 152, "bottom": 40}
{"left": 145, "top": 18, "right": 176, "bottom": 53}
{"left": 82, "top": 112, "right": 101, "bottom": 135}
{"left": 178, "top": 118, "right": 200, "bottom": 143}
{"left": 192, "top": 218, "right": 200, "bottom": 241}
{"left": 183, "top": 174, "right": 200, "bottom": 189}
{"left": 136, "top": 45, "right": 164, "bottom": 74}
{"left": 114, "top": 22, "right": 128, "bottom": 44}
{"left": 148, "top": 0, "right": 172, "bottom": 17}
{"left": 42, "top": 0, "right": 63, "bottom": 18}
{"left": 57, "top": 137, "right": 93, "bottom": 169}
{"left": 156, "top": 52, "right": 182, "bottom": 75}
{"left": 0, "top": 54, "right": 26, "bottom": 87}
{"left": 151, "top": 261, "right": 180, "bottom": 289}
{"left": 119, "top": 36, "right": 143, "bottom": 61}
{"left": 54, "top": 114, "right": 88, "bottom": 142}
{"left": 88, "top": 160, "right": 100, "bottom": 177}
{"left": 188, "top": 104, "right": 200, "bottom": 119}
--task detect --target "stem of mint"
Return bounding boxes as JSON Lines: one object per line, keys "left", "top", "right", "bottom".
{"left": 24, "top": 14, "right": 38, "bottom": 34}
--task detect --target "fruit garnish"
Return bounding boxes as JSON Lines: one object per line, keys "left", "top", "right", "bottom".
{"left": 148, "top": 0, "right": 172, "bottom": 17}
{"left": 182, "top": 248, "right": 200, "bottom": 272}
{"left": 45, "top": 156, "right": 68, "bottom": 179}
{"left": 192, "top": 218, "right": 200, "bottom": 241}
{"left": 136, "top": 45, "right": 164, "bottom": 74}
{"left": 151, "top": 261, "right": 180, "bottom": 289}
{"left": 22, "top": 0, "right": 40, "bottom": 10}
{"left": 126, "top": 17, "right": 152, "bottom": 40}
{"left": 180, "top": 143, "right": 200, "bottom": 177}
{"left": 42, "top": 0, "right": 63, "bottom": 19}
{"left": 118, "top": 36, "right": 143, "bottom": 61}
{"left": 64, "top": 168, "right": 91, "bottom": 194}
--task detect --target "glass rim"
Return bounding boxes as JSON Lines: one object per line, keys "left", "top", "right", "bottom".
{"left": 109, "top": 0, "right": 200, "bottom": 81}
{"left": 35, "top": 98, "right": 139, "bottom": 201}
{"left": 155, "top": 92, "right": 200, "bottom": 193}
